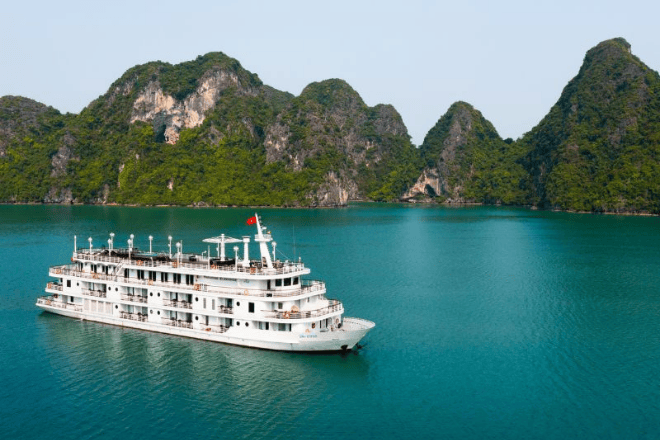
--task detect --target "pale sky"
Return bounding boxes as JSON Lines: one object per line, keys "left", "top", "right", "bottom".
{"left": 2, "top": 0, "right": 658, "bottom": 146}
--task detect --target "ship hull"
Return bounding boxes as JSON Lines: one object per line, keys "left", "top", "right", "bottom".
{"left": 36, "top": 299, "right": 374, "bottom": 352}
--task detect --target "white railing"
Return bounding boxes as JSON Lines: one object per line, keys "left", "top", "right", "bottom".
{"left": 161, "top": 318, "right": 193, "bottom": 329}
{"left": 49, "top": 265, "right": 325, "bottom": 299}
{"left": 201, "top": 324, "right": 229, "bottom": 333}
{"left": 121, "top": 294, "right": 148, "bottom": 304}
{"left": 36, "top": 296, "right": 82, "bottom": 312}
{"left": 74, "top": 249, "right": 306, "bottom": 276}
{"left": 46, "top": 282, "right": 63, "bottom": 292}
{"left": 163, "top": 299, "right": 192, "bottom": 309}
{"left": 262, "top": 300, "right": 343, "bottom": 320}
{"left": 119, "top": 311, "right": 147, "bottom": 322}
{"left": 217, "top": 305, "right": 234, "bottom": 314}
{"left": 81, "top": 289, "right": 107, "bottom": 298}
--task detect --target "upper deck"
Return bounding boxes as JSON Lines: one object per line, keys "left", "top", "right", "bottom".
{"left": 73, "top": 247, "right": 309, "bottom": 278}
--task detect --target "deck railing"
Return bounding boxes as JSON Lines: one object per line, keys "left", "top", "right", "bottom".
{"left": 201, "top": 324, "right": 229, "bottom": 334}
{"left": 36, "top": 296, "right": 83, "bottom": 312}
{"left": 74, "top": 249, "right": 306, "bottom": 276}
{"left": 163, "top": 299, "right": 192, "bottom": 309}
{"left": 262, "top": 300, "right": 343, "bottom": 320}
{"left": 81, "top": 289, "right": 107, "bottom": 298}
{"left": 217, "top": 305, "right": 234, "bottom": 314}
{"left": 121, "top": 294, "right": 148, "bottom": 304}
{"left": 46, "top": 282, "right": 63, "bottom": 292}
{"left": 49, "top": 265, "right": 325, "bottom": 299}
{"left": 161, "top": 318, "right": 193, "bottom": 329}
{"left": 119, "top": 311, "right": 147, "bottom": 322}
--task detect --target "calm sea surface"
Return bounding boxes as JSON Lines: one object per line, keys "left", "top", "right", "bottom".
{"left": 2, "top": 204, "right": 660, "bottom": 439}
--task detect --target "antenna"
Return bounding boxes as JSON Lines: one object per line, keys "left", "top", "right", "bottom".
{"left": 293, "top": 225, "right": 296, "bottom": 262}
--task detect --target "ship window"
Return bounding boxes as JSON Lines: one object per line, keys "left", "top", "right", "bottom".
{"left": 236, "top": 301, "right": 240, "bottom": 307}
{"left": 150, "top": 310, "right": 153, "bottom": 314}
{"left": 149, "top": 271, "right": 156, "bottom": 281}
{"left": 265, "top": 322, "right": 269, "bottom": 330}
{"left": 195, "top": 316, "right": 199, "bottom": 321}
{"left": 157, "top": 311, "right": 160, "bottom": 315}
{"left": 236, "top": 321, "right": 240, "bottom": 326}
{"left": 277, "top": 302, "right": 283, "bottom": 309}
{"left": 137, "top": 270, "right": 145, "bottom": 280}
{"left": 150, "top": 292, "right": 153, "bottom": 297}
{"left": 293, "top": 277, "right": 299, "bottom": 285}
{"left": 211, "top": 299, "right": 215, "bottom": 310}
{"left": 203, "top": 298, "right": 206, "bottom": 308}
{"left": 249, "top": 302, "right": 254, "bottom": 313}
{"left": 161, "top": 272, "right": 167, "bottom": 282}
{"left": 186, "top": 275, "right": 194, "bottom": 285}
{"left": 245, "top": 322, "right": 249, "bottom": 327}
{"left": 275, "top": 279, "right": 282, "bottom": 287}
{"left": 284, "top": 278, "right": 291, "bottom": 286}
{"left": 174, "top": 273, "right": 181, "bottom": 284}
{"left": 124, "top": 269, "right": 129, "bottom": 278}
{"left": 67, "top": 280, "right": 71, "bottom": 288}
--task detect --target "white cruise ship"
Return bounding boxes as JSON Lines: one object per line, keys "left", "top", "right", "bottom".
{"left": 36, "top": 214, "right": 375, "bottom": 352}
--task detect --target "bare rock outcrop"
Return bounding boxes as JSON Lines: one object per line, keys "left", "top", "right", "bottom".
{"left": 130, "top": 69, "right": 257, "bottom": 144}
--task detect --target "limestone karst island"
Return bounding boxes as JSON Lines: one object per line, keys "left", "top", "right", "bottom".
{"left": 1, "top": 38, "right": 659, "bottom": 214}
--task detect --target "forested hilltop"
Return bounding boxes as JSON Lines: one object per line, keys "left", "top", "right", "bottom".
{"left": 1, "top": 38, "right": 659, "bottom": 213}
{"left": 0, "top": 53, "right": 417, "bottom": 206}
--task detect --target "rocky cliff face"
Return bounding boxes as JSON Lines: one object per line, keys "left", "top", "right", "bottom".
{"left": 0, "top": 52, "right": 416, "bottom": 206}
{"left": 404, "top": 101, "right": 527, "bottom": 204}
{"left": 263, "top": 79, "right": 415, "bottom": 203}
{"left": 130, "top": 68, "right": 258, "bottom": 144}
{"left": 405, "top": 102, "right": 479, "bottom": 201}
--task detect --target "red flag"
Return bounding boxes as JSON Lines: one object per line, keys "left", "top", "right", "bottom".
{"left": 246, "top": 216, "right": 257, "bottom": 225}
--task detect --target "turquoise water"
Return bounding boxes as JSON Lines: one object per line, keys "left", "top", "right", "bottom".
{"left": 2, "top": 204, "right": 660, "bottom": 439}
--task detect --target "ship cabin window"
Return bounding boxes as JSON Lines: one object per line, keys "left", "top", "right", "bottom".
{"left": 174, "top": 273, "right": 181, "bottom": 284}
{"left": 91, "top": 264, "right": 97, "bottom": 273}
{"left": 275, "top": 279, "right": 282, "bottom": 287}
{"left": 211, "top": 299, "right": 215, "bottom": 310}
{"left": 203, "top": 298, "right": 207, "bottom": 309}
{"left": 124, "top": 268, "right": 129, "bottom": 278}
{"left": 160, "top": 272, "right": 167, "bottom": 282}
{"left": 277, "top": 302, "right": 283, "bottom": 309}
{"left": 293, "top": 277, "right": 299, "bottom": 285}
{"left": 278, "top": 323, "right": 291, "bottom": 332}
{"left": 137, "top": 270, "right": 145, "bottom": 280}
{"left": 149, "top": 271, "right": 156, "bottom": 281}
{"left": 249, "top": 302, "right": 254, "bottom": 313}
{"left": 67, "top": 280, "right": 71, "bottom": 288}
{"left": 284, "top": 278, "right": 291, "bottom": 287}
{"left": 185, "top": 275, "right": 194, "bottom": 285}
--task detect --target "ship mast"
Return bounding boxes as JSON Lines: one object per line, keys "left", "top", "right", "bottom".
{"left": 254, "top": 214, "right": 273, "bottom": 269}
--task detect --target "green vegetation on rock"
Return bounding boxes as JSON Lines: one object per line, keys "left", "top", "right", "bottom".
{"left": 2, "top": 38, "right": 659, "bottom": 213}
